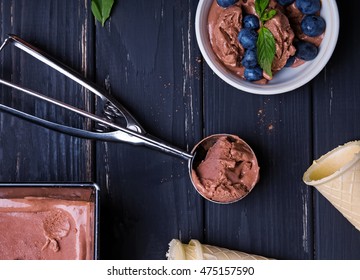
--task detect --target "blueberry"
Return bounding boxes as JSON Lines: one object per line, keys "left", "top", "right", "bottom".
{"left": 295, "top": 0, "right": 321, "bottom": 15}
{"left": 276, "top": 0, "right": 295, "bottom": 6}
{"left": 216, "top": 0, "right": 238, "bottom": 8}
{"left": 244, "top": 66, "right": 263, "bottom": 81}
{"left": 301, "top": 15, "right": 326, "bottom": 37}
{"left": 243, "top": 15, "right": 260, "bottom": 30}
{"left": 295, "top": 41, "right": 318, "bottom": 61}
{"left": 285, "top": 55, "right": 296, "bottom": 67}
{"left": 242, "top": 49, "right": 258, "bottom": 68}
{"left": 238, "top": 28, "right": 258, "bottom": 50}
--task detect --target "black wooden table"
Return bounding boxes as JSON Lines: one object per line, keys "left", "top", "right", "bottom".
{"left": 0, "top": 0, "right": 359, "bottom": 260}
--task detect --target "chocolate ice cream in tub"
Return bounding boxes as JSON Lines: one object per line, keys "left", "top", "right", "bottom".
{"left": 0, "top": 35, "right": 260, "bottom": 205}
{"left": 0, "top": 182, "right": 99, "bottom": 260}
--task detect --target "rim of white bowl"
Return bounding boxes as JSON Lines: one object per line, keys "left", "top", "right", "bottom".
{"left": 195, "top": 0, "right": 340, "bottom": 95}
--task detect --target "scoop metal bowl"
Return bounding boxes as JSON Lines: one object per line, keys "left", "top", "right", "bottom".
{"left": 189, "top": 133, "right": 260, "bottom": 204}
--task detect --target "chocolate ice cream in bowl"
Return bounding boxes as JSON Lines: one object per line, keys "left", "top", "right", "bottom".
{"left": 195, "top": 0, "right": 339, "bottom": 94}
{"left": 0, "top": 35, "right": 259, "bottom": 205}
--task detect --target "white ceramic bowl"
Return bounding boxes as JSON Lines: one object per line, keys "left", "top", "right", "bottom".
{"left": 195, "top": 0, "right": 340, "bottom": 95}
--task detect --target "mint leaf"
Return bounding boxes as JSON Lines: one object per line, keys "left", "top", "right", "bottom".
{"left": 254, "top": 0, "right": 277, "bottom": 78}
{"left": 262, "top": 9, "right": 277, "bottom": 21}
{"left": 257, "top": 27, "right": 276, "bottom": 78}
{"left": 91, "top": 1, "right": 102, "bottom": 23}
{"left": 91, "top": 0, "right": 114, "bottom": 26}
{"left": 255, "top": 0, "right": 270, "bottom": 18}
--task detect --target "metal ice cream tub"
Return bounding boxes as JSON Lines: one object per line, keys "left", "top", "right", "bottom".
{"left": 0, "top": 182, "right": 99, "bottom": 260}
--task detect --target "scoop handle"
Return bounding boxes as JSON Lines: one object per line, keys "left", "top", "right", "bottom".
{"left": 0, "top": 100, "right": 192, "bottom": 160}
{"left": 0, "top": 34, "right": 144, "bottom": 134}
{"left": 0, "top": 34, "right": 193, "bottom": 160}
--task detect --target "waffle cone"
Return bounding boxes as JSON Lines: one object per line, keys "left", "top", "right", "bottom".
{"left": 166, "top": 239, "right": 271, "bottom": 260}
{"left": 303, "top": 141, "right": 360, "bottom": 231}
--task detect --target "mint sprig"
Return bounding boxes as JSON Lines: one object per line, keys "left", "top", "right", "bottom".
{"left": 91, "top": 0, "right": 115, "bottom": 27}
{"left": 255, "top": 0, "right": 277, "bottom": 78}
{"left": 257, "top": 28, "right": 276, "bottom": 78}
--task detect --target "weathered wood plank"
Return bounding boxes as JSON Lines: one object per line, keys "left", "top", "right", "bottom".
{"left": 203, "top": 70, "right": 314, "bottom": 259}
{"left": 0, "top": 0, "right": 94, "bottom": 182}
{"left": 312, "top": 1, "right": 360, "bottom": 259}
{"left": 94, "top": 0, "right": 203, "bottom": 259}
{"left": 0, "top": 0, "right": 358, "bottom": 261}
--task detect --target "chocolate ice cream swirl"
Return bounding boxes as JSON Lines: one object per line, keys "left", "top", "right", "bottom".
{"left": 209, "top": 4, "right": 244, "bottom": 68}
{"left": 207, "top": 0, "right": 324, "bottom": 82}
{"left": 192, "top": 135, "right": 260, "bottom": 203}
{"left": 264, "top": 9, "right": 296, "bottom": 73}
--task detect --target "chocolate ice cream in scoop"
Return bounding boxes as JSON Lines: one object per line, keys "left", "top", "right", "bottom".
{"left": 190, "top": 134, "right": 260, "bottom": 203}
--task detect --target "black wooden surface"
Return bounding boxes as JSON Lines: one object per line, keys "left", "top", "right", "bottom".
{"left": 0, "top": 0, "right": 359, "bottom": 260}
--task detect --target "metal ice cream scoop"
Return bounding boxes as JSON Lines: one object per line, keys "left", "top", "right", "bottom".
{"left": 0, "top": 34, "right": 259, "bottom": 204}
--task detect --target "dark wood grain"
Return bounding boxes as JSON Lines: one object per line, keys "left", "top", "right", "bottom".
{"left": 0, "top": 0, "right": 358, "bottom": 260}
{"left": 311, "top": 1, "right": 360, "bottom": 259}
{"left": 203, "top": 68, "right": 314, "bottom": 259}
{"left": 94, "top": 0, "right": 203, "bottom": 259}
{"left": 0, "top": 0, "right": 94, "bottom": 182}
